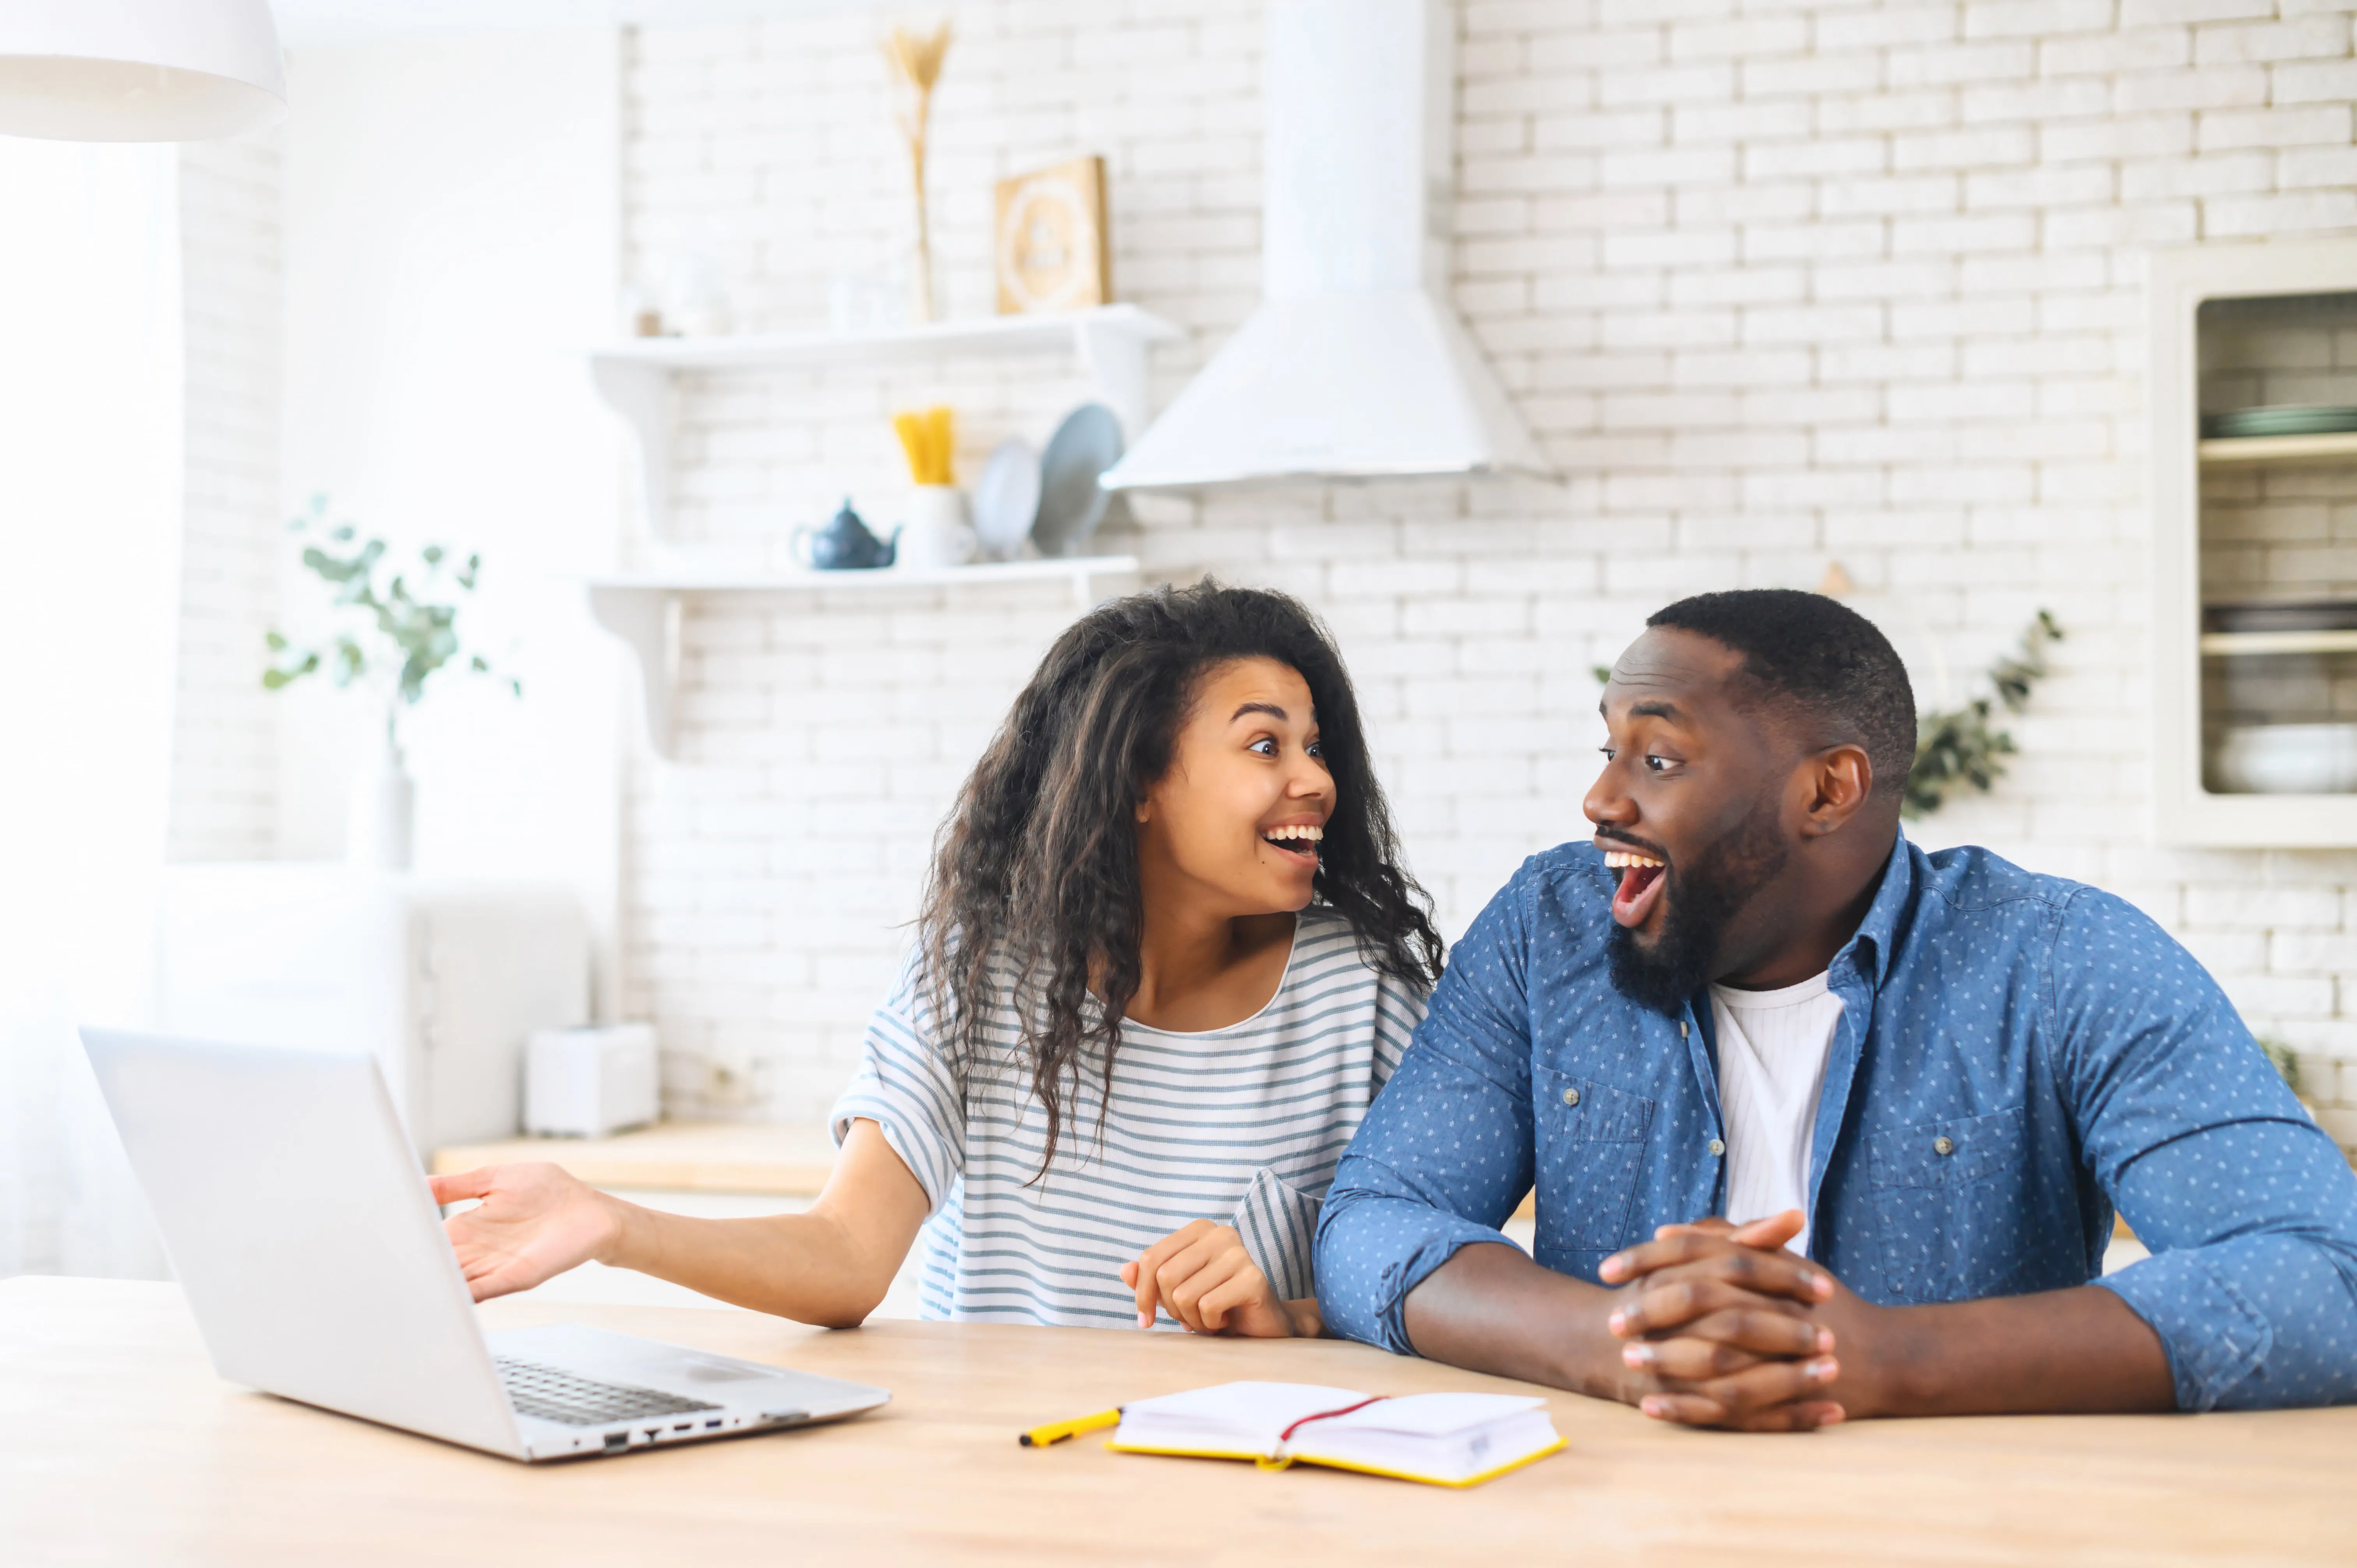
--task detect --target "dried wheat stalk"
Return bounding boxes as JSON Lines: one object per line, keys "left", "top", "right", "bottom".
{"left": 883, "top": 19, "right": 953, "bottom": 323}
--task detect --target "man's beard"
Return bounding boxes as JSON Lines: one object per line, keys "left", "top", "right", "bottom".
{"left": 1606, "top": 803, "right": 1789, "bottom": 1018}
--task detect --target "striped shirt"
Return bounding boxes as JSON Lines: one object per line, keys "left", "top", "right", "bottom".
{"left": 829, "top": 905, "right": 1426, "bottom": 1328}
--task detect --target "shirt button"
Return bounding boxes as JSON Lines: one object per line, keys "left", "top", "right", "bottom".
{"left": 1708, "top": 1137, "right": 1725, "bottom": 1157}
{"left": 1933, "top": 1135, "right": 1954, "bottom": 1156}
{"left": 1562, "top": 1087, "right": 1581, "bottom": 1107}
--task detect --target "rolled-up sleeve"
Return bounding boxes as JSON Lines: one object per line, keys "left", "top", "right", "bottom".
{"left": 2057, "top": 890, "right": 2357, "bottom": 1411}
{"left": 1316, "top": 866, "right": 1542, "bottom": 1354}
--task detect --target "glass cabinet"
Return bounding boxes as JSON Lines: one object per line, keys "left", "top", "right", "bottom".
{"left": 2152, "top": 239, "right": 2357, "bottom": 845}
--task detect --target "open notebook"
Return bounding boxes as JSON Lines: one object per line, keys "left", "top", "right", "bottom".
{"left": 1107, "top": 1381, "right": 1564, "bottom": 1488}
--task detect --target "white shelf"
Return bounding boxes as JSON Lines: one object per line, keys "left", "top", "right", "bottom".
{"left": 585, "top": 556, "right": 1142, "bottom": 758}
{"left": 590, "top": 555, "right": 1138, "bottom": 596}
{"left": 594, "top": 305, "right": 1178, "bottom": 371}
{"left": 2200, "top": 629, "right": 2357, "bottom": 656}
{"left": 587, "top": 305, "right": 1179, "bottom": 535}
{"left": 2197, "top": 431, "right": 2357, "bottom": 466}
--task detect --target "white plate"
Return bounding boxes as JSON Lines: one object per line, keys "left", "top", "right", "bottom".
{"left": 2212, "top": 723, "right": 2357, "bottom": 794}
{"left": 972, "top": 438, "right": 1041, "bottom": 562}
{"left": 1033, "top": 403, "right": 1124, "bottom": 559}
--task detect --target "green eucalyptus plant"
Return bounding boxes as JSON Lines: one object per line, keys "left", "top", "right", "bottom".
{"left": 1903, "top": 611, "right": 2063, "bottom": 819}
{"left": 261, "top": 495, "right": 519, "bottom": 745}
{"left": 2257, "top": 1036, "right": 2305, "bottom": 1101}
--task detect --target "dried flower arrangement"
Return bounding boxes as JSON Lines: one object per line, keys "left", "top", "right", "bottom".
{"left": 883, "top": 18, "right": 954, "bottom": 323}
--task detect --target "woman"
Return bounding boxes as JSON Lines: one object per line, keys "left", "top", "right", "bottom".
{"left": 432, "top": 582, "right": 1442, "bottom": 1337}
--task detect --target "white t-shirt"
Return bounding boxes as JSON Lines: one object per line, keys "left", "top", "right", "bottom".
{"left": 830, "top": 905, "right": 1427, "bottom": 1327}
{"left": 1710, "top": 971, "right": 1845, "bottom": 1257}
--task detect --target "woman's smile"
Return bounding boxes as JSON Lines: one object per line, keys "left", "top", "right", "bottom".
{"left": 1260, "top": 818, "right": 1325, "bottom": 867}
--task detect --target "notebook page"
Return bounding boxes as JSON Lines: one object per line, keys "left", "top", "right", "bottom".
{"left": 1313, "top": 1392, "right": 1547, "bottom": 1436}
{"left": 1115, "top": 1382, "right": 1369, "bottom": 1454}
{"left": 1294, "top": 1406, "right": 1562, "bottom": 1485}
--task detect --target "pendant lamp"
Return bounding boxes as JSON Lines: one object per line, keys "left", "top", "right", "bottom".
{"left": 0, "top": 0, "right": 286, "bottom": 142}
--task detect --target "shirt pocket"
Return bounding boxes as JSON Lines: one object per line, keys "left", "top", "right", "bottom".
{"left": 1863, "top": 1104, "right": 2030, "bottom": 1303}
{"left": 1533, "top": 1065, "right": 1656, "bottom": 1258}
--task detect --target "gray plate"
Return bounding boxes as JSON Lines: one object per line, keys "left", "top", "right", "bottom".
{"left": 2201, "top": 404, "right": 2357, "bottom": 440}
{"left": 972, "top": 438, "right": 1041, "bottom": 562}
{"left": 1033, "top": 403, "right": 1124, "bottom": 559}
{"left": 2204, "top": 599, "right": 2357, "bottom": 634}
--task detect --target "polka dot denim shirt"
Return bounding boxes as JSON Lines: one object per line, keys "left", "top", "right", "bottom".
{"left": 1315, "top": 834, "right": 2357, "bottom": 1411}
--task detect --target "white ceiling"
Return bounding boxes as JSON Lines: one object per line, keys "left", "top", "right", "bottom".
{"left": 272, "top": 0, "right": 883, "bottom": 45}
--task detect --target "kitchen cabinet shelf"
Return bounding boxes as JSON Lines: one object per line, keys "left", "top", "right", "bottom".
{"left": 2152, "top": 237, "right": 2357, "bottom": 846}
{"left": 585, "top": 555, "right": 1142, "bottom": 758}
{"left": 587, "top": 305, "right": 1179, "bottom": 534}
{"left": 2200, "top": 629, "right": 2357, "bottom": 656}
{"left": 2197, "top": 432, "right": 2357, "bottom": 466}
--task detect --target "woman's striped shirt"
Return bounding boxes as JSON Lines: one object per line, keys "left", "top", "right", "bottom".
{"left": 829, "top": 905, "right": 1427, "bottom": 1328}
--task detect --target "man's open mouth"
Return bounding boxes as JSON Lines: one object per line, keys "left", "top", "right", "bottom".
{"left": 1604, "top": 846, "right": 1668, "bottom": 929}
{"left": 1262, "top": 823, "right": 1322, "bottom": 864}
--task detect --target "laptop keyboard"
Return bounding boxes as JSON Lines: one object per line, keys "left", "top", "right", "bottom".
{"left": 495, "top": 1356, "right": 724, "bottom": 1428}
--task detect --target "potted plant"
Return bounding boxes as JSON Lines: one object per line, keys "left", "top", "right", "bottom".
{"left": 261, "top": 496, "right": 518, "bottom": 869}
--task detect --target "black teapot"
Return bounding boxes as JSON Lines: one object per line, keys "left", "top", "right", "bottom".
{"left": 794, "top": 498, "right": 898, "bottom": 570}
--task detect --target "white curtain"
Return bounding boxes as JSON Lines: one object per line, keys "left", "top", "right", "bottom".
{"left": 0, "top": 140, "right": 186, "bottom": 1278}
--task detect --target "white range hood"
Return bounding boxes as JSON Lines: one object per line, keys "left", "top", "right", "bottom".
{"left": 1100, "top": 0, "right": 1551, "bottom": 492}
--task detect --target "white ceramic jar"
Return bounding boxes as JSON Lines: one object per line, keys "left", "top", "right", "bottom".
{"left": 897, "top": 485, "right": 977, "bottom": 571}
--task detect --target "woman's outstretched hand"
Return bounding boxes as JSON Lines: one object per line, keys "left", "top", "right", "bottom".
{"left": 428, "top": 1162, "right": 620, "bottom": 1303}
{"left": 1120, "top": 1219, "right": 1315, "bottom": 1338}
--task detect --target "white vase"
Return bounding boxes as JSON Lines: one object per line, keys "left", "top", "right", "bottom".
{"left": 348, "top": 736, "right": 415, "bottom": 871}
{"left": 897, "top": 485, "right": 976, "bottom": 571}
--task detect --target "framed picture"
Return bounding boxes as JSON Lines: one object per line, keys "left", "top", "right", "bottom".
{"left": 994, "top": 155, "right": 1109, "bottom": 314}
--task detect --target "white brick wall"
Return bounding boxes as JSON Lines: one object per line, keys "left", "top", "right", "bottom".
{"left": 171, "top": 136, "right": 281, "bottom": 863}
{"left": 621, "top": 0, "right": 2357, "bottom": 1137}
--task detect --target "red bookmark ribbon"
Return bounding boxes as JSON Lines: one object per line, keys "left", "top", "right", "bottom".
{"left": 1277, "top": 1395, "right": 1391, "bottom": 1443}
{"left": 1255, "top": 1395, "right": 1394, "bottom": 1469}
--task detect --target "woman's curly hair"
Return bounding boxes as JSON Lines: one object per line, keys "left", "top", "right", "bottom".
{"left": 919, "top": 579, "right": 1443, "bottom": 1177}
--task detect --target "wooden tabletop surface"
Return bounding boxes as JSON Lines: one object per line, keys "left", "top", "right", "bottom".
{"left": 6, "top": 1276, "right": 2351, "bottom": 1566}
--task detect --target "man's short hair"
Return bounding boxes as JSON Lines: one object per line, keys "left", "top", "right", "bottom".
{"left": 1646, "top": 589, "right": 1917, "bottom": 800}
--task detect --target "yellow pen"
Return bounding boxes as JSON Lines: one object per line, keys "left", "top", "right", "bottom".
{"left": 1018, "top": 1406, "right": 1122, "bottom": 1448}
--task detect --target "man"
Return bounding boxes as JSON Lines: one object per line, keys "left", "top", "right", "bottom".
{"left": 1316, "top": 589, "right": 2357, "bottom": 1428}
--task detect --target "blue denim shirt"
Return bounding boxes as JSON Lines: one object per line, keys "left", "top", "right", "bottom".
{"left": 1316, "top": 834, "right": 2357, "bottom": 1411}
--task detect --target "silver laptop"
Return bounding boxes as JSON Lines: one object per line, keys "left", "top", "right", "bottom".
{"left": 81, "top": 1028, "right": 889, "bottom": 1462}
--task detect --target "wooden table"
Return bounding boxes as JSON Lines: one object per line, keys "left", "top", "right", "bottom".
{"left": 7, "top": 1277, "right": 2350, "bottom": 1566}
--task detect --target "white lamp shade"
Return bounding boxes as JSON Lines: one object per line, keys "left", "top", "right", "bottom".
{"left": 0, "top": 0, "right": 286, "bottom": 142}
